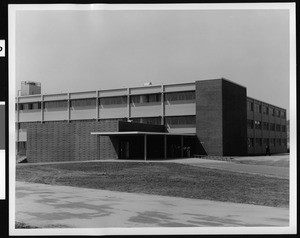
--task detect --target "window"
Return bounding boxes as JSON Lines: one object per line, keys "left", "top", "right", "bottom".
{"left": 32, "top": 102, "right": 41, "bottom": 109}
{"left": 269, "top": 123, "right": 275, "bottom": 131}
{"left": 263, "top": 122, "right": 269, "bottom": 130}
{"left": 99, "top": 96, "right": 127, "bottom": 105}
{"left": 263, "top": 138, "right": 269, "bottom": 146}
{"left": 19, "top": 102, "right": 41, "bottom": 110}
{"left": 255, "top": 138, "right": 262, "bottom": 146}
{"left": 165, "top": 116, "right": 196, "bottom": 125}
{"left": 18, "top": 123, "right": 29, "bottom": 130}
{"left": 262, "top": 105, "right": 269, "bottom": 115}
{"left": 247, "top": 119, "right": 254, "bottom": 129}
{"left": 254, "top": 120, "right": 262, "bottom": 130}
{"left": 131, "top": 94, "right": 161, "bottom": 103}
{"left": 248, "top": 138, "right": 254, "bottom": 147}
{"left": 276, "top": 124, "right": 281, "bottom": 132}
{"left": 70, "top": 98, "right": 96, "bottom": 107}
{"left": 281, "top": 111, "right": 286, "bottom": 119}
{"left": 254, "top": 103, "right": 261, "bottom": 113}
{"left": 44, "top": 100, "right": 67, "bottom": 109}
{"left": 276, "top": 138, "right": 281, "bottom": 146}
{"left": 270, "top": 138, "right": 275, "bottom": 146}
{"left": 164, "top": 91, "right": 195, "bottom": 101}
{"left": 275, "top": 109, "right": 280, "bottom": 117}
{"left": 282, "top": 125, "right": 286, "bottom": 132}
{"left": 282, "top": 139, "right": 287, "bottom": 146}
{"left": 269, "top": 108, "right": 275, "bottom": 116}
{"left": 247, "top": 101, "right": 253, "bottom": 111}
{"left": 131, "top": 117, "right": 161, "bottom": 125}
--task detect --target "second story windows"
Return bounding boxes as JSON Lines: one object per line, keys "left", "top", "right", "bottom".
{"left": 99, "top": 96, "right": 127, "bottom": 105}
{"left": 70, "top": 98, "right": 96, "bottom": 107}
{"left": 164, "top": 91, "right": 195, "bottom": 102}
{"left": 247, "top": 101, "right": 254, "bottom": 111}
{"left": 130, "top": 94, "right": 161, "bottom": 104}
{"left": 19, "top": 102, "right": 41, "bottom": 110}
{"left": 44, "top": 100, "right": 67, "bottom": 109}
{"left": 262, "top": 105, "right": 269, "bottom": 115}
{"left": 254, "top": 103, "right": 262, "bottom": 113}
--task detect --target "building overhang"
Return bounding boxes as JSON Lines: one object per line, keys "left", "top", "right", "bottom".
{"left": 91, "top": 131, "right": 196, "bottom": 136}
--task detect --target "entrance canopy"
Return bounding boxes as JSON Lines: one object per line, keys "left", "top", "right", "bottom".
{"left": 91, "top": 131, "right": 196, "bottom": 160}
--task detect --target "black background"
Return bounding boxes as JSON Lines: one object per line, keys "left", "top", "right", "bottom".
{"left": 0, "top": 0, "right": 298, "bottom": 237}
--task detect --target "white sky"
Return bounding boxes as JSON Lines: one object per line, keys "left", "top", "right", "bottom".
{"left": 15, "top": 8, "right": 290, "bottom": 114}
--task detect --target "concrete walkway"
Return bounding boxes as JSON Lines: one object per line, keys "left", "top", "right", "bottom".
{"left": 16, "top": 181, "right": 289, "bottom": 228}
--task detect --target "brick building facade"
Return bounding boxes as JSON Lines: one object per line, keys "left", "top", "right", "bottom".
{"left": 15, "top": 78, "right": 288, "bottom": 163}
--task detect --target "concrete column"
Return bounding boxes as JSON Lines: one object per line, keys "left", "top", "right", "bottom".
{"left": 164, "top": 135, "right": 167, "bottom": 159}
{"left": 161, "top": 84, "right": 164, "bottom": 125}
{"left": 16, "top": 97, "right": 19, "bottom": 123}
{"left": 96, "top": 90, "right": 99, "bottom": 121}
{"left": 144, "top": 134, "right": 147, "bottom": 161}
{"left": 41, "top": 95, "right": 44, "bottom": 123}
{"left": 127, "top": 88, "right": 130, "bottom": 120}
{"left": 181, "top": 135, "right": 184, "bottom": 158}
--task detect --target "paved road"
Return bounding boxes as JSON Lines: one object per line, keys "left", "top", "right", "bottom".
{"left": 16, "top": 181, "right": 289, "bottom": 228}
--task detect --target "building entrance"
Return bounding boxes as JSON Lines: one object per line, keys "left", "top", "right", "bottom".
{"left": 120, "top": 140, "right": 130, "bottom": 159}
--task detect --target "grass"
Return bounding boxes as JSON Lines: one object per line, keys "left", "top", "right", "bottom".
{"left": 16, "top": 161, "right": 289, "bottom": 208}
{"left": 15, "top": 221, "right": 39, "bottom": 229}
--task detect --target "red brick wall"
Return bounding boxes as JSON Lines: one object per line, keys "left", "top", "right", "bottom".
{"left": 27, "top": 120, "right": 119, "bottom": 163}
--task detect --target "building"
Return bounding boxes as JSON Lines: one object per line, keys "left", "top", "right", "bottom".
{"left": 15, "top": 78, "right": 287, "bottom": 163}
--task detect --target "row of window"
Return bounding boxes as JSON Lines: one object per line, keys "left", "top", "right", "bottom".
{"left": 247, "top": 101, "right": 285, "bottom": 118}
{"left": 17, "top": 92, "right": 196, "bottom": 110}
{"left": 248, "top": 138, "right": 287, "bottom": 147}
{"left": 17, "top": 116, "right": 196, "bottom": 127}
{"left": 247, "top": 120, "right": 286, "bottom": 132}
{"left": 131, "top": 116, "right": 196, "bottom": 125}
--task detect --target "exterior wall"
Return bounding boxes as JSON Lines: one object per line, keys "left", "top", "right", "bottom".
{"left": 164, "top": 101, "right": 195, "bottom": 116}
{"left": 130, "top": 102, "right": 162, "bottom": 117}
{"left": 99, "top": 105, "right": 128, "bottom": 119}
{"left": 44, "top": 108, "right": 68, "bottom": 121}
{"left": 222, "top": 80, "right": 247, "bottom": 156}
{"left": 196, "top": 79, "right": 223, "bottom": 156}
{"left": 19, "top": 110, "right": 41, "bottom": 122}
{"left": 247, "top": 98, "right": 287, "bottom": 155}
{"left": 15, "top": 80, "right": 287, "bottom": 158}
{"left": 195, "top": 79, "right": 248, "bottom": 156}
{"left": 70, "top": 106, "right": 96, "bottom": 120}
{"left": 26, "top": 120, "right": 119, "bottom": 163}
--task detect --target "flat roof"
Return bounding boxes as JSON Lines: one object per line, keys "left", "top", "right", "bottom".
{"left": 91, "top": 131, "right": 196, "bottom": 136}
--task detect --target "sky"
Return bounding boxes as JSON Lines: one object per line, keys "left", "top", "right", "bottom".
{"left": 14, "top": 7, "right": 290, "bottom": 115}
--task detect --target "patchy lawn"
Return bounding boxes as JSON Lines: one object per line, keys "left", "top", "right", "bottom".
{"left": 16, "top": 162, "right": 289, "bottom": 208}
